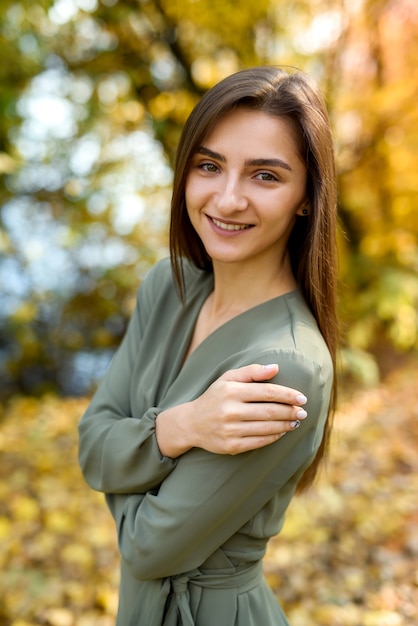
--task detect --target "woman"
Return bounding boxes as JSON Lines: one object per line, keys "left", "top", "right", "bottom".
{"left": 78, "top": 66, "right": 338, "bottom": 625}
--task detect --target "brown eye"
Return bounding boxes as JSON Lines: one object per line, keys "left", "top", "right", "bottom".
{"left": 199, "top": 162, "right": 219, "bottom": 173}
{"left": 256, "top": 172, "right": 278, "bottom": 181}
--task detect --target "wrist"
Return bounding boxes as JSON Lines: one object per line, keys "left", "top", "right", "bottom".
{"left": 155, "top": 402, "right": 195, "bottom": 458}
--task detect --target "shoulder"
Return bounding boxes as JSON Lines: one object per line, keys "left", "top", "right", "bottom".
{"left": 280, "top": 290, "right": 331, "bottom": 369}
{"left": 247, "top": 291, "right": 333, "bottom": 395}
{"left": 267, "top": 348, "right": 331, "bottom": 392}
{"left": 242, "top": 289, "right": 332, "bottom": 379}
{"left": 134, "top": 258, "right": 176, "bottom": 327}
{"left": 139, "top": 257, "right": 211, "bottom": 301}
{"left": 140, "top": 257, "right": 173, "bottom": 292}
{"left": 136, "top": 257, "right": 211, "bottom": 319}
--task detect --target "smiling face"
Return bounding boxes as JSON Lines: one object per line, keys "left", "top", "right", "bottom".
{"left": 184, "top": 108, "right": 309, "bottom": 277}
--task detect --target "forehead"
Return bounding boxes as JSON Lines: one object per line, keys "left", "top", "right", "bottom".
{"left": 200, "top": 108, "right": 304, "bottom": 161}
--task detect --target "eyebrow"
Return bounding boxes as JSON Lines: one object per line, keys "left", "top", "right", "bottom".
{"left": 196, "top": 146, "right": 292, "bottom": 172}
{"left": 196, "top": 147, "right": 226, "bottom": 162}
{"left": 246, "top": 157, "right": 292, "bottom": 172}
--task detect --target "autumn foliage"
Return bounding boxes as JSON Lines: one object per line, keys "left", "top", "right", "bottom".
{"left": 1, "top": 358, "right": 417, "bottom": 625}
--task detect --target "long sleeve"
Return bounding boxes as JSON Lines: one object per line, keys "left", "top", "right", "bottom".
{"left": 78, "top": 265, "right": 178, "bottom": 494}
{"left": 106, "top": 350, "right": 332, "bottom": 581}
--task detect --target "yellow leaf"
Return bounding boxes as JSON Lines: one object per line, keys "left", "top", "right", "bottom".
{"left": 95, "top": 584, "right": 118, "bottom": 612}
{"left": 364, "top": 611, "right": 403, "bottom": 626}
{"left": 313, "top": 604, "right": 361, "bottom": 625}
{"left": 0, "top": 152, "right": 18, "bottom": 174}
{"left": 43, "top": 608, "right": 73, "bottom": 626}
{"left": 61, "top": 542, "right": 94, "bottom": 568}
{"left": 10, "top": 302, "right": 38, "bottom": 324}
{"left": 44, "top": 510, "right": 76, "bottom": 533}
{"left": 0, "top": 515, "right": 12, "bottom": 539}
{"left": 10, "top": 495, "right": 40, "bottom": 522}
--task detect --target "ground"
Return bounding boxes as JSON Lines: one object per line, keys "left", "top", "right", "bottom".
{"left": 0, "top": 358, "right": 417, "bottom": 626}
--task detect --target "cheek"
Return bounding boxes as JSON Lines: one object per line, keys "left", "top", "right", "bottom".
{"left": 185, "top": 177, "right": 208, "bottom": 214}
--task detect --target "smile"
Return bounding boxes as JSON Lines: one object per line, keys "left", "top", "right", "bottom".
{"left": 210, "top": 217, "right": 252, "bottom": 231}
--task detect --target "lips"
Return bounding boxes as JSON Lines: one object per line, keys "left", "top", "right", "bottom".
{"left": 210, "top": 217, "right": 252, "bottom": 231}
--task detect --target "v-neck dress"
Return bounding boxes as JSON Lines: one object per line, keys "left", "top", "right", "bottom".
{"left": 78, "top": 258, "right": 333, "bottom": 626}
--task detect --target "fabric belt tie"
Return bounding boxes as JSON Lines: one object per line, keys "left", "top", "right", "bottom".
{"left": 163, "top": 574, "right": 195, "bottom": 626}
{"left": 161, "top": 560, "right": 263, "bottom": 626}
{"left": 128, "top": 560, "right": 263, "bottom": 626}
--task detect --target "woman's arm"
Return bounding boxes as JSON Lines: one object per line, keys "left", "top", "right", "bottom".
{"left": 78, "top": 274, "right": 307, "bottom": 495}
{"left": 107, "top": 351, "right": 332, "bottom": 581}
{"left": 78, "top": 301, "right": 178, "bottom": 494}
{"left": 155, "top": 363, "right": 308, "bottom": 458}
{"left": 79, "top": 351, "right": 306, "bottom": 494}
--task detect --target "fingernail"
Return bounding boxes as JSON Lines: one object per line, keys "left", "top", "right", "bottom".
{"left": 262, "top": 363, "right": 278, "bottom": 370}
{"left": 296, "top": 409, "right": 307, "bottom": 419}
{"left": 290, "top": 420, "right": 301, "bottom": 429}
{"left": 296, "top": 394, "right": 307, "bottom": 405}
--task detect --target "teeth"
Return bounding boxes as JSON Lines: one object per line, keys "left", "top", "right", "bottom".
{"left": 212, "top": 218, "right": 250, "bottom": 231}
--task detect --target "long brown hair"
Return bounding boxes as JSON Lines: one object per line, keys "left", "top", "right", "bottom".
{"left": 169, "top": 66, "right": 338, "bottom": 490}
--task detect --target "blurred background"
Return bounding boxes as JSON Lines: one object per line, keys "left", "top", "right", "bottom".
{"left": 0, "top": 0, "right": 417, "bottom": 624}
{"left": 1, "top": 0, "right": 417, "bottom": 400}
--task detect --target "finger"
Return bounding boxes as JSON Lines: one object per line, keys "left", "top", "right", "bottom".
{"left": 221, "top": 365, "right": 308, "bottom": 406}
{"left": 229, "top": 381, "right": 308, "bottom": 408}
{"left": 221, "top": 363, "right": 279, "bottom": 383}
{"left": 227, "top": 431, "right": 292, "bottom": 455}
{"left": 237, "top": 401, "right": 308, "bottom": 422}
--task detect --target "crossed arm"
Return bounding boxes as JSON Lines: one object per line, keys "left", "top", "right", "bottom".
{"left": 78, "top": 282, "right": 331, "bottom": 581}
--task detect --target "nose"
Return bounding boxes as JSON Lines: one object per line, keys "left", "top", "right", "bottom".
{"left": 214, "top": 174, "right": 248, "bottom": 213}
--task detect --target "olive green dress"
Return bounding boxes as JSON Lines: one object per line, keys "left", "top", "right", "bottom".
{"left": 78, "top": 258, "right": 333, "bottom": 626}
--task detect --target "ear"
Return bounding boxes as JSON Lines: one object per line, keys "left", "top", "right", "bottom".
{"left": 296, "top": 198, "right": 310, "bottom": 216}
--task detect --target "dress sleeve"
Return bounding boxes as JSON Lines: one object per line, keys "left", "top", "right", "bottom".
{"left": 78, "top": 268, "right": 177, "bottom": 494}
{"left": 106, "top": 350, "right": 332, "bottom": 580}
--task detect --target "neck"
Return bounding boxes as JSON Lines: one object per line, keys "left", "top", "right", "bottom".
{"left": 209, "top": 255, "right": 297, "bottom": 318}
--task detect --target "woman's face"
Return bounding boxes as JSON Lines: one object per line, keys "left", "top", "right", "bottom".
{"left": 185, "top": 108, "right": 308, "bottom": 273}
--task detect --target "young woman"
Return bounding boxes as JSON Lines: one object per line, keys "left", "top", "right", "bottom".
{"left": 78, "top": 66, "right": 338, "bottom": 625}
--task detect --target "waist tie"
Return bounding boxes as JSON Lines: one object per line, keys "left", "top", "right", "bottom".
{"left": 161, "top": 560, "right": 263, "bottom": 626}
